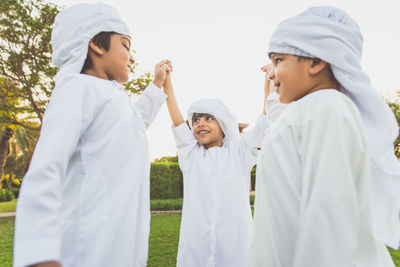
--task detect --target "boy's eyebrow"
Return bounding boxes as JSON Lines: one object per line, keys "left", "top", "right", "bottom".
{"left": 120, "top": 35, "right": 131, "bottom": 47}
{"left": 270, "top": 53, "right": 283, "bottom": 59}
{"left": 192, "top": 113, "right": 214, "bottom": 121}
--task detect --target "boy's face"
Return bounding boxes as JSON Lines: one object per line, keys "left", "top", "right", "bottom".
{"left": 192, "top": 113, "right": 224, "bottom": 149}
{"left": 101, "top": 34, "right": 134, "bottom": 83}
{"left": 269, "top": 53, "right": 312, "bottom": 103}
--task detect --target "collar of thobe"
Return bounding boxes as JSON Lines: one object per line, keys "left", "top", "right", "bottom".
{"left": 267, "top": 6, "right": 400, "bottom": 249}
{"left": 188, "top": 98, "right": 240, "bottom": 145}
{"left": 51, "top": 3, "right": 131, "bottom": 85}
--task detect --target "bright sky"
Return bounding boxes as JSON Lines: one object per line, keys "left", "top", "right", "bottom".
{"left": 53, "top": 0, "right": 400, "bottom": 160}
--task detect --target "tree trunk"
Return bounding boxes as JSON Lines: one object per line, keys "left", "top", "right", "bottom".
{"left": 0, "top": 126, "right": 14, "bottom": 183}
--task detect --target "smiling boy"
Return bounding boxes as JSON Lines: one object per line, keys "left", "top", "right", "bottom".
{"left": 14, "top": 3, "right": 169, "bottom": 267}
{"left": 160, "top": 61, "right": 271, "bottom": 267}
{"left": 250, "top": 6, "right": 400, "bottom": 267}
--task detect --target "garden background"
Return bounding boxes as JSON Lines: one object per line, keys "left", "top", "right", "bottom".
{"left": 0, "top": 1, "right": 399, "bottom": 266}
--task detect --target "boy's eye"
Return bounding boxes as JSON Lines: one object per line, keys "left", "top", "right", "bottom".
{"left": 122, "top": 44, "right": 130, "bottom": 51}
{"left": 206, "top": 116, "right": 213, "bottom": 121}
{"left": 274, "top": 58, "right": 282, "bottom": 64}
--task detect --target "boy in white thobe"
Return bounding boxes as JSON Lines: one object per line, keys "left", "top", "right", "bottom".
{"left": 14, "top": 3, "right": 170, "bottom": 267}
{"left": 250, "top": 6, "right": 400, "bottom": 267}
{"left": 161, "top": 62, "right": 270, "bottom": 267}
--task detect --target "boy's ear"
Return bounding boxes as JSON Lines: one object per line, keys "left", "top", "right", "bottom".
{"left": 309, "top": 58, "right": 327, "bottom": 75}
{"left": 88, "top": 41, "right": 104, "bottom": 56}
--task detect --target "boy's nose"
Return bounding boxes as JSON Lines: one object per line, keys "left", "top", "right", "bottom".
{"left": 129, "top": 55, "right": 135, "bottom": 65}
{"left": 267, "top": 69, "right": 275, "bottom": 80}
{"left": 198, "top": 118, "right": 207, "bottom": 126}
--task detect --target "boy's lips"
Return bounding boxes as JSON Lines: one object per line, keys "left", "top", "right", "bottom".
{"left": 197, "top": 130, "right": 209, "bottom": 136}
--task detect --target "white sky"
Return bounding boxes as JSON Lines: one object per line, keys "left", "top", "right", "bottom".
{"left": 53, "top": 0, "right": 400, "bottom": 160}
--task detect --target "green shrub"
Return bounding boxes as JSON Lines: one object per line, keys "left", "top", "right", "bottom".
{"left": 12, "top": 188, "right": 19, "bottom": 198}
{"left": 150, "top": 163, "right": 183, "bottom": 199}
{"left": 151, "top": 198, "right": 183, "bottom": 211}
{"left": 251, "top": 166, "right": 256, "bottom": 191}
{"left": 250, "top": 195, "right": 255, "bottom": 205}
{"left": 0, "top": 189, "right": 14, "bottom": 202}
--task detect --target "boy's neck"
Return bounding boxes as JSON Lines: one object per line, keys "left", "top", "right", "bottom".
{"left": 82, "top": 67, "right": 109, "bottom": 81}
{"left": 305, "top": 76, "right": 341, "bottom": 96}
{"left": 204, "top": 141, "right": 223, "bottom": 149}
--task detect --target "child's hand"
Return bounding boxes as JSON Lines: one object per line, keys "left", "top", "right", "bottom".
{"left": 161, "top": 59, "right": 173, "bottom": 93}
{"left": 261, "top": 64, "right": 274, "bottom": 114}
{"left": 153, "top": 60, "right": 172, "bottom": 88}
{"left": 161, "top": 59, "right": 173, "bottom": 75}
{"left": 261, "top": 64, "right": 274, "bottom": 96}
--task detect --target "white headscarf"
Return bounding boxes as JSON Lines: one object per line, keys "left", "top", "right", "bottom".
{"left": 267, "top": 6, "right": 400, "bottom": 248}
{"left": 188, "top": 99, "right": 240, "bottom": 145}
{"left": 51, "top": 3, "right": 130, "bottom": 83}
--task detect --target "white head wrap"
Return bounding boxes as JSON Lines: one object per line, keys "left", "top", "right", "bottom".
{"left": 51, "top": 3, "right": 130, "bottom": 83}
{"left": 267, "top": 6, "right": 400, "bottom": 248}
{"left": 188, "top": 99, "right": 240, "bottom": 145}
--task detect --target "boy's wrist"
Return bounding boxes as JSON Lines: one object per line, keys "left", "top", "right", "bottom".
{"left": 153, "top": 79, "right": 163, "bottom": 89}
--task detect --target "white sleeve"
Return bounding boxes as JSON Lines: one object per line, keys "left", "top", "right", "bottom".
{"left": 292, "top": 107, "right": 368, "bottom": 267}
{"left": 172, "top": 123, "right": 197, "bottom": 173}
{"left": 13, "top": 79, "right": 96, "bottom": 267}
{"left": 133, "top": 82, "right": 167, "bottom": 129}
{"left": 265, "top": 92, "right": 289, "bottom": 125}
{"left": 239, "top": 114, "right": 269, "bottom": 172}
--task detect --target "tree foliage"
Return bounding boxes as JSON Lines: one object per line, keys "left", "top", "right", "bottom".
{"left": 0, "top": 0, "right": 153, "bottom": 179}
{"left": 386, "top": 93, "right": 400, "bottom": 159}
{"left": 0, "top": 0, "right": 59, "bottom": 129}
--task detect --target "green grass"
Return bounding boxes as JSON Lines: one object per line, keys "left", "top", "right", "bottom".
{"left": 0, "top": 199, "right": 17, "bottom": 213}
{"left": 0, "top": 214, "right": 182, "bottom": 267}
{"left": 0, "top": 217, "right": 14, "bottom": 267}
{"left": 389, "top": 247, "right": 400, "bottom": 266}
{"left": 148, "top": 213, "right": 181, "bottom": 266}
{"left": 0, "top": 214, "right": 399, "bottom": 267}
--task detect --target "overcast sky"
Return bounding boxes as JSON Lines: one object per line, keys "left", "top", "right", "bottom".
{"left": 53, "top": 0, "right": 400, "bottom": 160}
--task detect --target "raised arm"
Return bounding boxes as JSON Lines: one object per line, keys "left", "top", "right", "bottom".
{"left": 132, "top": 61, "right": 169, "bottom": 129}
{"left": 261, "top": 64, "right": 274, "bottom": 114}
{"left": 162, "top": 61, "right": 185, "bottom": 127}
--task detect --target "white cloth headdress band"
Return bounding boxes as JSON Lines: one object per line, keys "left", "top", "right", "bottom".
{"left": 188, "top": 99, "right": 240, "bottom": 145}
{"left": 268, "top": 6, "right": 400, "bottom": 248}
{"left": 51, "top": 3, "right": 130, "bottom": 84}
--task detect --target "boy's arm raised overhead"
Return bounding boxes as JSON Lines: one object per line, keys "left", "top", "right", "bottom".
{"left": 132, "top": 61, "right": 169, "bottom": 128}
{"left": 239, "top": 65, "right": 276, "bottom": 171}
{"left": 162, "top": 61, "right": 185, "bottom": 127}
{"left": 14, "top": 78, "right": 96, "bottom": 267}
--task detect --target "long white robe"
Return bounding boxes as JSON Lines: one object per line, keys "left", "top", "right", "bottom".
{"left": 250, "top": 89, "right": 395, "bottom": 267}
{"left": 14, "top": 74, "right": 166, "bottom": 267}
{"left": 173, "top": 114, "right": 268, "bottom": 267}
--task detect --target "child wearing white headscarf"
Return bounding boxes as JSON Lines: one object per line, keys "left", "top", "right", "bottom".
{"left": 250, "top": 6, "right": 400, "bottom": 267}
{"left": 161, "top": 61, "right": 272, "bottom": 267}
{"left": 14, "top": 3, "right": 169, "bottom": 267}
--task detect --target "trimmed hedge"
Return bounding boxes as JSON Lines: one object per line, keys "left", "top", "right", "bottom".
{"left": 151, "top": 198, "right": 183, "bottom": 211}
{"left": 251, "top": 166, "right": 256, "bottom": 191}
{"left": 150, "top": 162, "right": 256, "bottom": 199}
{"left": 150, "top": 163, "right": 183, "bottom": 199}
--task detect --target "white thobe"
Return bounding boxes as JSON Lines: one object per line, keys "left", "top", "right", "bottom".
{"left": 14, "top": 74, "right": 166, "bottom": 267}
{"left": 250, "top": 89, "right": 395, "bottom": 267}
{"left": 173, "top": 114, "right": 269, "bottom": 267}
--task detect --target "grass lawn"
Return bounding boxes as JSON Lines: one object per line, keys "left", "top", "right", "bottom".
{"left": 0, "top": 200, "right": 17, "bottom": 213}
{"left": 0, "top": 214, "right": 399, "bottom": 267}
{"left": 0, "top": 217, "right": 14, "bottom": 267}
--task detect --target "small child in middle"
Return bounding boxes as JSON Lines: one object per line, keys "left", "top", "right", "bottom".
{"left": 162, "top": 60, "right": 270, "bottom": 267}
